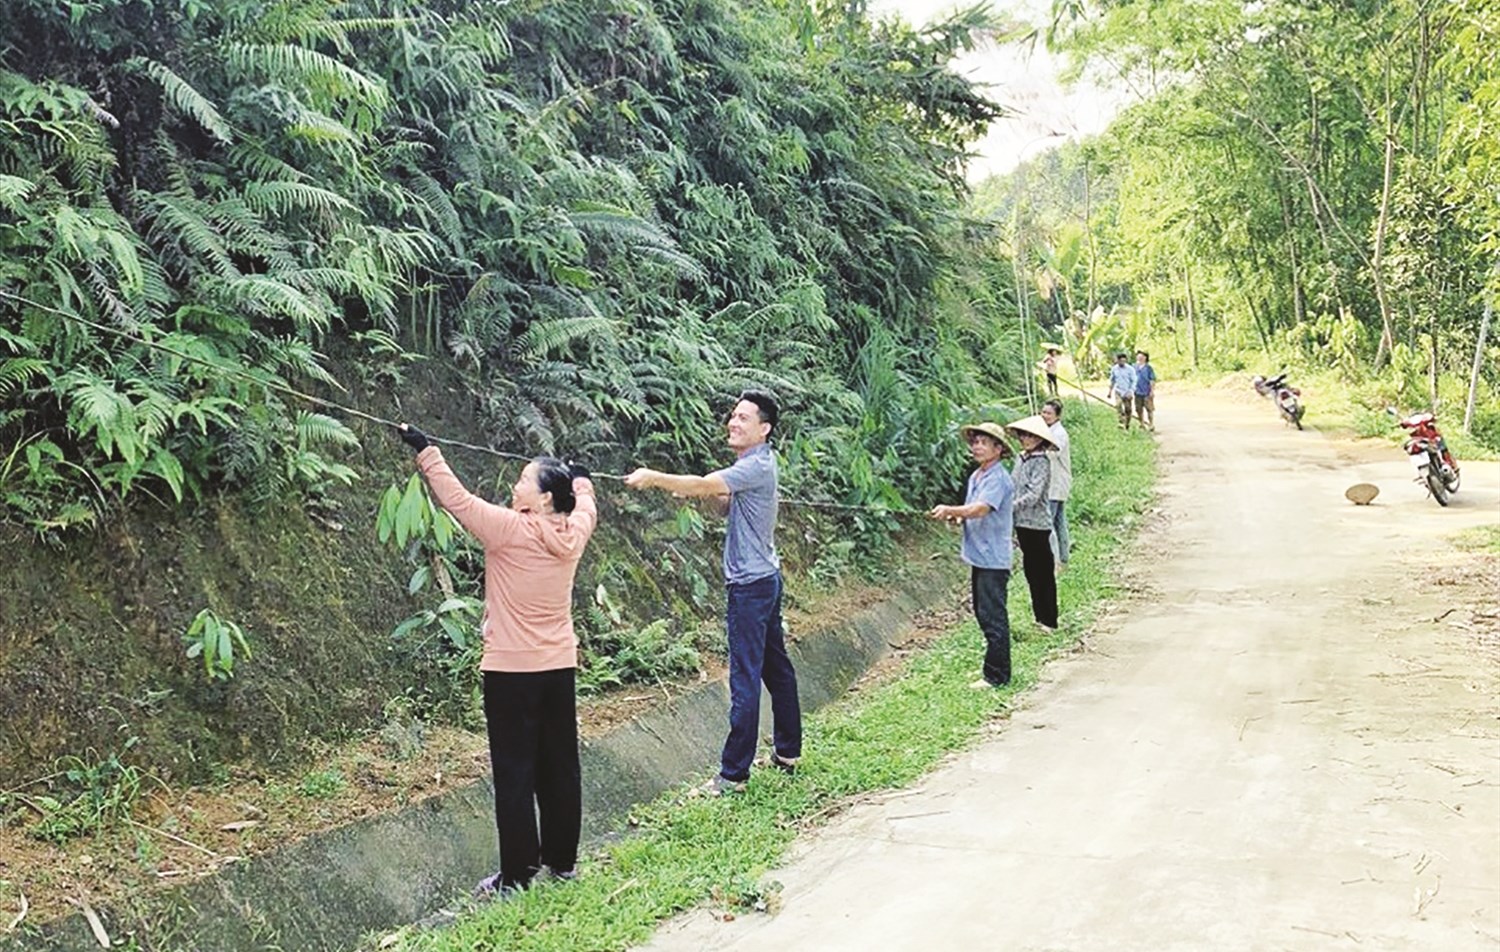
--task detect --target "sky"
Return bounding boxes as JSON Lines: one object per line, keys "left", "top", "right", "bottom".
{"left": 867, "top": 0, "right": 1130, "bottom": 181}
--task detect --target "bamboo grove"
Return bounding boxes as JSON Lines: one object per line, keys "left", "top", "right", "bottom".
{"left": 982, "top": 0, "right": 1499, "bottom": 445}
{"left": 0, "top": 0, "right": 1029, "bottom": 539}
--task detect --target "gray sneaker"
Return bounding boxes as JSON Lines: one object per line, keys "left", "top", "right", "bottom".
{"left": 694, "top": 773, "right": 746, "bottom": 797}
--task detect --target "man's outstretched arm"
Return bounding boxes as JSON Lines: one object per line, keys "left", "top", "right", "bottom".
{"left": 624, "top": 468, "right": 730, "bottom": 498}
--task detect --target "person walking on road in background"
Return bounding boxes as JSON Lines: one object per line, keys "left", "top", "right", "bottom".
{"left": 1040, "top": 399, "right": 1071, "bottom": 572}
{"left": 1134, "top": 350, "right": 1157, "bottom": 431}
{"left": 929, "top": 422, "right": 1015, "bottom": 688}
{"left": 396, "top": 424, "right": 596, "bottom": 898}
{"left": 1108, "top": 352, "right": 1137, "bottom": 430}
{"left": 1007, "top": 415, "right": 1059, "bottom": 633}
{"left": 624, "top": 390, "right": 801, "bottom": 794}
{"left": 1041, "top": 347, "right": 1061, "bottom": 397}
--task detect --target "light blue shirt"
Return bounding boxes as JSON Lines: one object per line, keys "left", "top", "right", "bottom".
{"left": 714, "top": 443, "right": 780, "bottom": 585}
{"left": 961, "top": 461, "right": 1014, "bottom": 570}
{"left": 1109, "top": 363, "right": 1137, "bottom": 398}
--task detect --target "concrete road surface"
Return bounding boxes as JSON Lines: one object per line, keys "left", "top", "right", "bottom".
{"left": 640, "top": 388, "right": 1500, "bottom": 952}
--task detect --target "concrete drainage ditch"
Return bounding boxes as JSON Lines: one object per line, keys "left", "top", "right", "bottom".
{"left": 5, "top": 563, "right": 960, "bottom": 952}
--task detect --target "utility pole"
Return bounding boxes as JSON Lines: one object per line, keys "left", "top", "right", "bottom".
{"left": 1464, "top": 274, "right": 1493, "bottom": 435}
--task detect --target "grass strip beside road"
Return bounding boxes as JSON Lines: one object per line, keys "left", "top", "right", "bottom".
{"left": 390, "top": 401, "right": 1156, "bottom": 952}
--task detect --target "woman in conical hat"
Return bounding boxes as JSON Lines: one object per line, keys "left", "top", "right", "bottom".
{"left": 1006, "top": 415, "right": 1058, "bottom": 632}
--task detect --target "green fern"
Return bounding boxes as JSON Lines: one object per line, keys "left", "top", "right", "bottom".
{"left": 407, "top": 172, "right": 465, "bottom": 253}
{"left": 517, "top": 315, "right": 620, "bottom": 359}
{"left": 142, "top": 193, "right": 239, "bottom": 278}
{"left": 295, "top": 411, "right": 358, "bottom": 449}
{"left": 127, "top": 58, "right": 233, "bottom": 144}
{"left": 0, "top": 174, "right": 36, "bottom": 212}
{"left": 222, "top": 42, "right": 389, "bottom": 109}
{"left": 141, "top": 447, "right": 188, "bottom": 503}
{"left": 0, "top": 327, "right": 38, "bottom": 355}
{"left": 261, "top": 336, "right": 341, "bottom": 388}
{"left": 60, "top": 372, "right": 142, "bottom": 465}
{"left": 243, "top": 180, "right": 358, "bottom": 218}
{"left": 218, "top": 274, "right": 333, "bottom": 333}
{"left": 0, "top": 357, "right": 47, "bottom": 400}
{"left": 226, "top": 141, "right": 307, "bottom": 183}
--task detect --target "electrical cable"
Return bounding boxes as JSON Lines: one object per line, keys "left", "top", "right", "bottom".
{"left": 0, "top": 289, "right": 933, "bottom": 515}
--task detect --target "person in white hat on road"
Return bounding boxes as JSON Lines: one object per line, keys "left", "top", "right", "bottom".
{"left": 929, "top": 422, "right": 1016, "bottom": 688}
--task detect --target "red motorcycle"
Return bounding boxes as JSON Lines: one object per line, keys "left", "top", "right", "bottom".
{"left": 1397, "top": 411, "right": 1461, "bottom": 506}
{"left": 1251, "top": 372, "right": 1305, "bottom": 429}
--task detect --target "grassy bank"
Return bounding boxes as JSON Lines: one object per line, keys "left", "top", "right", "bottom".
{"left": 385, "top": 400, "right": 1156, "bottom": 952}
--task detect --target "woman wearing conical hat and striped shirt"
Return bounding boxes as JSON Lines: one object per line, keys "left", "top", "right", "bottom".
{"left": 1006, "top": 415, "right": 1059, "bottom": 633}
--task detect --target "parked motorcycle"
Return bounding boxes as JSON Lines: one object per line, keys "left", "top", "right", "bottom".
{"left": 1396, "top": 410, "right": 1461, "bottom": 506}
{"left": 1251, "top": 372, "right": 1305, "bottom": 430}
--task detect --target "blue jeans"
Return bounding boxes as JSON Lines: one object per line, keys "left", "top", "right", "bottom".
{"left": 721, "top": 572, "right": 802, "bottom": 782}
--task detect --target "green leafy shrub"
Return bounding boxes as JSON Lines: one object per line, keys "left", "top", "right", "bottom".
{"left": 1469, "top": 404, "right": 1500, "bottom": 453}
{"left": 22, "top": 740, "right": 148, "bottom": 844}
{"left": 586, "top": 620, "right": 702, "bottom": 689}
{"left": 377, "top": 474, "right": 483, "bottom": 719}
{"left": 297, "top": 769, "right": 346, "bottom": 800}
{"left": 182, "top": 608, "right": 252, "bottom": 681}
{"left": 1352, "top": 404, "right": 1395, "bottom": 439}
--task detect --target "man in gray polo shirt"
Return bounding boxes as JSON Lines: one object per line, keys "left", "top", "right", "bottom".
{"left": 624, "top": 390, "right": 801, "bottom": 794}
{"left": 929, "top": 421, "right": 1016, "bottom": 687}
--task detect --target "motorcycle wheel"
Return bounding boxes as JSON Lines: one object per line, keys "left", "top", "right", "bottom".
{"left": 1444, "top": 471, "right": 1461, "bottom": 494}
{"left": 1426, "top": 470, "right": 1450, "bottom": 506}
{"left": 1293, "top": 413, "right": 1304, "bottom": 431}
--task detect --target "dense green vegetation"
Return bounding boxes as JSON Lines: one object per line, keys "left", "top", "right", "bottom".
{"left": 980, "top": 0, "right": 1499, "bottom": 451}
{"left": 0, "top": 0, "right": 1026, "bottom": 540}
{"left": 384, "top": 399, "right": 1154, "bottom": 952}
{"left": 0, "top": 0, "right": 1042, "bottom": 788}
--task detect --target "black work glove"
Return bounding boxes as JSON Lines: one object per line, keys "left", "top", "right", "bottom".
{"left": 567, "top": 461, "right": 591, "bottom": 481}
{"left": 396, "top": 424, "right": 430, "bottom": 452}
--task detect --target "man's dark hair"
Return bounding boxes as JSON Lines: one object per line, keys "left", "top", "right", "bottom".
{"left": 1043, "top": 399, "right": 1063, "bottom": 417}
{"left": 533, "top": 457, "right": 577, "bottom": 514}
{"left": 1136, "top": 350, "right": 1150, "bottom": 361}
{"left": 738, "top": 389, "right": 779, "bottom": 432}
{"left": 1115, "top": 351, "right": 1128, "bottom": 360}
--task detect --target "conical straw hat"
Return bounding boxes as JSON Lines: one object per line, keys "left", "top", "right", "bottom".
{"left": 959, "top": 422, "right": 1014, "bottom": 456}
{"left": 1345, "top": 483, "right": 1379, "bottom": 505}
{"left": 1006, "top": 414, "right": 1056, "bottom": 449}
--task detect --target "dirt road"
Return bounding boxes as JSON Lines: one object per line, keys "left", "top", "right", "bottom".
{"left": 641, "top": 388, "right": 1500, "bottom": 952}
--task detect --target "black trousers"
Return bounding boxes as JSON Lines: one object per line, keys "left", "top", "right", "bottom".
{"left": 972, "top": 567, "right": 1012, "bottom": 685}
{"left": 1015, "top": 527, "right": 1058, "bottom": 628}
{"left": 482, "top": 668, "right": 581, "bottom": 889}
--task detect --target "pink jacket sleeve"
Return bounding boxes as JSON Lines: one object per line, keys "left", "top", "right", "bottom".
{"left": 415, "top": 447, "right": 518, "bottom": 548}
{"left": 570, "top": 477, "right": 599, "bottom": 539}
